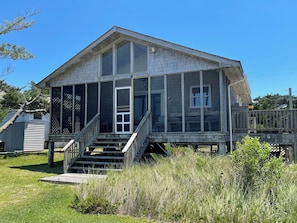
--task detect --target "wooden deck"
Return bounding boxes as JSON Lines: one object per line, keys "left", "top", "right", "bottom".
{"left": 40, "top": 173, "right": 106, "bottom": 184}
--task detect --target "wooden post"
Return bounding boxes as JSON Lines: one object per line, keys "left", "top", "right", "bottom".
{"left": 218, "top": 142, "right": 226, "bottom": 155}
{"left": 293, "top": 142, "right": 297, "bottom": 163}
{"left": 48, "top": 141, "right": 54, "bottom": 167}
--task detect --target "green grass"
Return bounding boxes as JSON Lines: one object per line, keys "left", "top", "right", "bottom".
{"left": 0, "top": 152, "right": 150, "bottom": 223}
{"left": 73, "top": 148, "right": 297, "bottom": 222}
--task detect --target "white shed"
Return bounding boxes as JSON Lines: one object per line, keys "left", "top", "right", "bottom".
{"left": 0, "top": 111, "right": 50, "bottom": 152}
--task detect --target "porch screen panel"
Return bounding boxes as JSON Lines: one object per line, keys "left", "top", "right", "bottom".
{"left": 74, "top": 84, "right": 85, "bottom": 133}
{"left": 62, "top": 85, "right": 73, "bottom": 134}
{"left": 51, "top": 87, "right": 61, "bottom": 134}
{"left": 167, "top": 74, "right": 182, "bottom": 132}
{"left": 151, "top": 76, "right": 164, "bottom": 132}
{"left": 203, "top": 70, "right": 220, "bottom": 131}
{"left": 100, "top": 81, "right": 113, "bottom": 132}
{"left": 87, "top": 83, "right": 98, "bottom": 122}
{"left": 184, "top": 72, "right": 201, "bottom": 132}
{"left": 134, "top": 78, "right": 148, "bottom": 129}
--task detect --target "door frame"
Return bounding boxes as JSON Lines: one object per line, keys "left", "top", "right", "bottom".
{"left": 114, "top": 86, "right": 132, "bottom": 134}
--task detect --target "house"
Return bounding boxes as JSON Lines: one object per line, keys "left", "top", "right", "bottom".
{"left": 0, "top": 111, "right": 50, "bottom": 152}
{"left": 37, "top": 26, "right": 252, "bottom": 173}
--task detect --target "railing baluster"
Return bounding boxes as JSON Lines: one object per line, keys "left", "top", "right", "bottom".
{"left": 232, "top": 109, "right": 297, "bottom": 134}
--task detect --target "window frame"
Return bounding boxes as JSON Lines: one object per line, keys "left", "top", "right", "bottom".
{"left": 190, "top": 85, "right": 211, "bottom": 108}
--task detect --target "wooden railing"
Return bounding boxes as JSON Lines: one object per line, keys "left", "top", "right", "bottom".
{"left": 122, "top": 111, "right": 151, "bottom": 167}
{"left": 61, "top": 113, "right": 100, "bottom": 173}
{"left": 233, "top": 109, "right": 297, "bottom": 133}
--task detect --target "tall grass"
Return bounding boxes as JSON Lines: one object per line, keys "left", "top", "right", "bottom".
{"left": 73, "top": 147, "right": 297, "bottom": 222}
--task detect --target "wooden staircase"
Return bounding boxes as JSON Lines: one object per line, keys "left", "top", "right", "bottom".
{"left": 68, "top": 134, "right": 130, "bottom": 174}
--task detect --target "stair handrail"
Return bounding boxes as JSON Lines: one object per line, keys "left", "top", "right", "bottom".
{"left": 122, "top": 111, "right": 151, "bottom": 167}
{"left": 61, "top": 113, "right": 100, "bottom": 173}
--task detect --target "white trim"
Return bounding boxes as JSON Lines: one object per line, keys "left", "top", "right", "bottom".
{"left": 189, "top": 84, "right": 211, "bottom": 109}
{"left": 115, "top": 86, "right": 132, "bottom": 134}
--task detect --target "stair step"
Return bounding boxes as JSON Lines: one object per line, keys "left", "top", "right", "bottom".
{"left": 89, "top": 145, "right": 125, "bottom": 149}
{"left": 75, "top": 160, "right": 123, "bottom": 166}
{"left": 85, "top": 149, "right": 123, "bottom": 154}
{"left": 80, "top": 155, "right": 124, "bottom": 160}
{"left": 70, "top": 166, "right": 123, "bottom": 172}
{"left": 92, "top": 141, "right": 127, "bottom": 145}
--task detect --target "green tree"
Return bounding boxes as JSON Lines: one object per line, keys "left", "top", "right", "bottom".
{"left": 0, "top": 11, "right": 37, "bottom": 61}
{"left": 0, "top": 81, "right": 49, "bottom": 133}
{"left": 253, "top": 93, "right": 297, "bottom": 110}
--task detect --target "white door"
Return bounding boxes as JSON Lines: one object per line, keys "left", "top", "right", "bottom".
{"left": 115, "top": 87, "right": 132, "bottom": 134}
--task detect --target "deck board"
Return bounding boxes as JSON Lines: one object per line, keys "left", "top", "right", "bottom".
{"left": 40, "top": 173, "right": 106, "bottom": 184}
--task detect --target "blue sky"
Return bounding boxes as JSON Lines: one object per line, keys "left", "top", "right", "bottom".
{"left": 1, "top": 0, "right": 296, "bottom": 99}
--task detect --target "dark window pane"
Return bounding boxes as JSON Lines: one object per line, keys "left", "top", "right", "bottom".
{"left": 102, "top": 49, "right": 112, "bottom": 76}
{"left": 134, "top": 42, "right": 147, "bottom": 72}
{"left": 117, "top": 41, "right": 130, "bottom": 74}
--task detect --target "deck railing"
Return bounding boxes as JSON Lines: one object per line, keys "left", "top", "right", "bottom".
{"left": 122, "top": 111, "right": 151, "bottom": 167}
{"left": 233, "top": 109, "right": 297, "bottom": 133}
{"left": 61, "top": 113, "right": 100, "bottom": 173}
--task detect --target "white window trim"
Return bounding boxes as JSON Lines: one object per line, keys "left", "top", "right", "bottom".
{"left": 190, "top": 85, "right": 211, "bottom": 108}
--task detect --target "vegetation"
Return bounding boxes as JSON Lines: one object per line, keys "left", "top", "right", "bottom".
{"left": 0, "top": 81, "right": 49, "bottom": 133}
{"left": 253, "top": 93, "right": 297, "bottom": 110}
{"left": 231, "top": 136, "right": 284, "bottom": 196}
{"left": 0, "top": 152, "right": 149, "bottom": 223}
{"left": 73, "top": 137, "right": 297, "bottom": 223}
{"left": 0, "top": 11, "right": 49, "bottom": 131}
{"left": 0, "top": 10, "right": 36, "bottom": 61}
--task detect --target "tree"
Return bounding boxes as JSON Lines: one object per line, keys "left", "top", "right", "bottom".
{"left": 0, "top": 10, "right": 37, "bottom": 61}
{"left": 0, "top": 81, "right": 49, "bottom": 134}
{"left": 0, "top": 11, "right": 47, "bottom": 134}
{"left": 253, "top": 94, "right": 297, "bottom": 110}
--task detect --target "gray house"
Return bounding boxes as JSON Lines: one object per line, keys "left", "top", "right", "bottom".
{"left": 0, "top": 112, "right": 50, "bottom": 152}
{"left": 37, "top": 26, "right": 251, "bottom": 173}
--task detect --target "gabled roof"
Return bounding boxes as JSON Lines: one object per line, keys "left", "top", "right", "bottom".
{"left": 37, "top": 26, "right": 250, "bottom": 103}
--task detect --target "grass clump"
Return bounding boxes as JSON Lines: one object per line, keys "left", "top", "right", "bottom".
{"left": 73, "top": 138, "right": 297, "bottom": 223}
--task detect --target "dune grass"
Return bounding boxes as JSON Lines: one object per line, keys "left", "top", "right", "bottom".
{"left": 73, "top": 146, "right": 297, "bottom": 223}
{"left": 0, "top": 152, "right": 150, "bottom": 223}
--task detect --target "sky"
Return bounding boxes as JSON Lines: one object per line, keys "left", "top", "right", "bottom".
{"left": 1, "top": 0, "right": 296, "bottom": 99}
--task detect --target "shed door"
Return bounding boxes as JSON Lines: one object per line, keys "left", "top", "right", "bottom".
{"left": 115, "top": 87, "right": 132, "bottom": 134}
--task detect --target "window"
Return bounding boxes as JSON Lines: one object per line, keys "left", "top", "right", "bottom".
{"left": 190, "top": 85, "right": 211, "bottom": 108}
{"left": 102, "top": 49, "right": 112, "bottom": 76}
{"left": 101, "top": 40, "right": 148, "bottom": 76}
{"left": 116, "top": 40, "right": 131, "bottom": 74}
{"left": 33, "top": 113, "right": 42, "bottom": 119}
{"left": 133, "top": 42, "right": 147, "bottom": 72}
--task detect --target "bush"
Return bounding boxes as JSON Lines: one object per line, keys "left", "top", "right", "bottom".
{"left": 231, "top": 136, "right": 284, "bottom": 197}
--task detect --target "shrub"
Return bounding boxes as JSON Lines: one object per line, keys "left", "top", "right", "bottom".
{"left": 231, "top": 136, "right": 284, "bottom": 197}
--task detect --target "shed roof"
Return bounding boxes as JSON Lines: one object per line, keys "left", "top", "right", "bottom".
{"left": 37, "top": 26, "right": 251, "bottom": 103}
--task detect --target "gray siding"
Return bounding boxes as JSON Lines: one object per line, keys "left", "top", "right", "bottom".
{"left": 24, "top": 121, "right": 46, "bottom": 151}
{"left": 0, "top": 122, "right": 25, "bottom": 152}
{"left": 49, "top": 54, "right": 100, "bottom": 87}
{"left": 148, "top": 47, "right": 219, "bottom": 75}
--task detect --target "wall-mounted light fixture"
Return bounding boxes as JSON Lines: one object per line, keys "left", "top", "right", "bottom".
{"left": 149, "top": 46, "right": 156, "bottom": 53}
